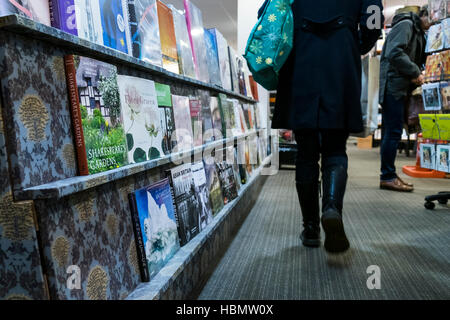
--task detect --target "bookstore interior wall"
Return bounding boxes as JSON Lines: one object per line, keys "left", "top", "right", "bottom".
{"left": 0, "top": 0, "right": 271, "bottom": 300}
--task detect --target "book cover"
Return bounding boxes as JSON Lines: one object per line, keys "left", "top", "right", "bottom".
{"left": 68, "top": 55, "right": 129, "bottom": 174}
{"left": 419, "top": 114, "right": 439, "bottom": 140}
{"left": 1, "top": 0, "right": 50, "bottom": 25}
{"left": 248, "top": 134, "right": 259, "bottom": 167}
{"left": 230, "top": 99, "right": 243, "bottom": 136}
{"left": 192, "top": 161, "right": 214, "bottom": 230}
{"left": 429, "top": 0, "right": 447, "bottom": 22}
{"left": 128, "top": 192, "right": 150, "bottom": 282}
{"left": 208, "top": 28, "right": 232, "bottom": 91}
{"left": 249, "top": 75, "right": 259, "bottom": 101}
{"left": 216, "top": 160, "right": 238, "bottom": 205}
{"left": 437, "top": 113, "right": 450, "bottom": 140}
{"left": 130, "top": 178, "right": 180, "bottom": 280}
{"left": 157, "top": 1, "right": 180, "bottom": 74}
{"left": 236, "top": 56, "right": 247, "bottom": 96}
{"left": 155, "top": 83, "right": 174, "bottom": 154}
{"left": 238, "top": 103, "right": 248, "bottom": 133}
{"left": 210, "top": 96, "right": 224, "bottom": 140}
{"left": 226, "top": 146, "right": 241, "bottom": 191}
{"left": 426, "top": 23, "right": 444, "bottom": 53}
{"left": 244, "top": 139, "right": 253, "bottom": 176}
{"left": 217, "top": 94, "right": 232, "bottom": 138}
{"left": 74, "top": 0, "right": 103, "bottom": 45}
{"left": 244, "top": 69, "right": 253, "bottom": 99}
{"left": 168, "top": 163, "right": 199, "bottom": 246}
{"left": 242, "top": 104, "right": 252, "bottom": 131}
{"left": 199, "top": 90, "right": 215, "bottom": 143}
{"left": 425, "top": 54, "right": 442, "bottom": 81}
{"left": 420, "top": 143, "right": 436, "bottom": 169}
{"left": 49, "top": 0, "right": 78, "bottom": 35}
{"left": 422, "top": 83, "right": 442, "bottom": 111}
{"left": 189, "top": 98, "right": 203, "bottom": 147}
{"left": 203, "top": 156, "right": 224, "bottom": 215}
{"left": 204, "top": 28, "right": 222, "bottom": 87}
{"left": 441, "top": 81, "right": 450, "bottom": 110}
{"left": 117, "top": 75, "right": 164, "bottom": 163}
{"left": 236, "top": 140, "right": 248, "bottom": 185}
{"left": 99, "top": 0, "right": 128, "bottom": 53}
{"left": 127, "top": 0, "right": 163, "bottom": 66}
{"left": 437, "top": 145, "right": 450, "bottom": 172}
{"left": 253, "top": 103, "right": 262, "bottom": 129}
{"left": 184, "top": 0, "right": 210, "bottom": 83}
{"left": 228, "top": 46, "right": 240, "bottom": 93}
{"left": 169, "top": 4, "right": 196, "bottom": 78}
{"left": 443, "top": 18, "right": 450, "bottom": 49}
{"left": 172, "top": 94, "right": 194, "bottom": 152}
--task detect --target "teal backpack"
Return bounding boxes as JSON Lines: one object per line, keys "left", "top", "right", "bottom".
{"left": 244, "top": 0, "right": 294, "bottom": 91}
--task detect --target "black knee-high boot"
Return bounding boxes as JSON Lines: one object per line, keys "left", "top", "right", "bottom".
{"left": 321, "top": 165, "right": 350, "bottom": 253}
{"left": 296, "top": 182, "right": 321, "bottom": 247}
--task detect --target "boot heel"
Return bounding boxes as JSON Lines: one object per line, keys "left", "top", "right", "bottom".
{"left": 321, "top": 209, "right": 349, "bottom": 253}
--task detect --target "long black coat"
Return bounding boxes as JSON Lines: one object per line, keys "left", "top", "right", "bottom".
{"left": 266, "top": 0, "right": 383, "bottom": 133}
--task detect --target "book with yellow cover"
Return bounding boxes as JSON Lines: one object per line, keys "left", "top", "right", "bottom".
{"left": 157, "top": 1, "right": 180, "bottom": 74}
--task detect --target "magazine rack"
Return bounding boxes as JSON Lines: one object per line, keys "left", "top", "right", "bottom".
{"left": 0, "top": 15, "right": 271, "bottom": 300}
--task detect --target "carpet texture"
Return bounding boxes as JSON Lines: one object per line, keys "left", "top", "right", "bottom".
{"left": 197, "top": 145, "right": 450, "bottom": 300}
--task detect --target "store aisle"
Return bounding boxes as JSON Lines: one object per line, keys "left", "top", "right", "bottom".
{"left": 197, "top": 144, "right": 450, "bottom": 300}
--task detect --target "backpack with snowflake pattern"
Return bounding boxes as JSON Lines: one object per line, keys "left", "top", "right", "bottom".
{"left": 244, "top": 0, "right": 294, "bottom": 90}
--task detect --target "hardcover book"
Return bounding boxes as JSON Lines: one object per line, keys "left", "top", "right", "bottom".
{"left": 168, "top": 163, "right": 200, "bottom": 246}
{"left": 184, "top": 0, "right": 210, "bottom": 83}
{"left": 441, "top": 81, "right": 450, "bottom": 110}
{"left": 172, "top": 94, "right": 194, "bottom": 152}
{"left": 169, "top": 4, "right": 196, "bottom": 78}
{"left": 422, "top": 82, "right": 442, "bottom": 111}
{"left": 99, "top": 0, "right": 129, "bottom": 53}
{"left": 236, "top": 56, "right": 247, "bottom": 96}
{"left": 443, "top": 18, "right": 450, "bottom": 49}
{"left": 429, "top": 0, "right": 447, "bottom": 22}
{"left": 217, "top": 94, "right": 233, "bottom": 138}
{"left": 204, "top": 28, "right": 222, "bottom": 87}
{"left": 210, "top": 96, "right": 224, "bottom": 140}
{"left": 65, "top": 55, "right": 129, "bottom": 175}
{"left": 127, "top": 0, "right": 163, "bottom": 66}
{"left": 157, "top": 1, "right": 180, "bottom": 74}
{"left": 74, "top": 0, "right": 103, "bottom": 44}
{"left": 129, "top": 178, "right": 180, "bottom": 281}
{"left": 226, "top": 146, "right": 241, "bottom": 191}
{"left": 2, "top": 0, "right": 50, "bottom": 25}
{"left": 192, "top": 161, "right": 214, "bottom": 230}
{"left": 437, "top": 144, "right": 450, "bottom": 172}
{"left": 249, "top": 75, "right": 259, "bottom": 101}
{"left": 203, "top": 156, "right": 224, "bottom": 215}
{"left": 155, "top": 83, "right": 174, "bottom": 154}
{"left": 199, "top": 91, "right": 215, "bottom": 143}
{"left": 230, "top": 99, "right": 243, "bottom": 136}
{"left": 426, "top": 23, "right": 444, "bottom": 53}
{"left": 238, "top": 103, "right": 248, "bottom": 133}
{"left": 117, "top": 75, "right": 164, "bottom": 163}
{"left": 236, "top": 140, "right": 248, "bottom": 185}
{"left": 49, "top": 0, "right": 78, "bottom": 35}
{"left": 208, "top": 28, "right": 232, "bottom": 91}
{"left": 216, "top": 159, "right": 238, "bottom": 205}
{"left": 189, "top": 98, "right": 203, "bottom": 147}
{"left": 228, "top": 46, "right": 240, "bottom": 93}
{"left": 420, "top": 143, "right": 436, "bottom": 169}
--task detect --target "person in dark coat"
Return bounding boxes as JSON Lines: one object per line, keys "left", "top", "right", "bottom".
{"left": 378, "top": 6, "right": 430, "bottom": 192}
{"left": 259, "top": 0, "right": 383, "bottom": 253}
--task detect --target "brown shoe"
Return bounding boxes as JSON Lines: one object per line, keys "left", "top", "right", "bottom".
{"left": 396, "top": 176, "right": 414, "bottom": 187}
{"left": 380, "top": 178, "right": 414, "bottom": 192}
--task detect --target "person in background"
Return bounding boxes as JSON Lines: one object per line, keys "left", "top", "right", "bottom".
{"left": 260, "top": 0, "right": 383, "bottom": 253}
{"left": 379, "top": 5, "right": 430, "bottom": 192}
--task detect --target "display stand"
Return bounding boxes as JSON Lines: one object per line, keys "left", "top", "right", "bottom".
{"left": 0, "top": 15, "right": 270, "bottom": 300}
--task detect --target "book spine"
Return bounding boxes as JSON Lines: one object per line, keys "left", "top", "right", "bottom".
{"left": 128, "top": 193, "right": 150, "bottom": 282}
{"left": 166, "top": 170, "right": 186, "bottom": 246}
{"left": 63, "top": 55, "right": 89, "bottom": 176}
{"left": 49, "top": 0, "right": 61, "bottom": 29}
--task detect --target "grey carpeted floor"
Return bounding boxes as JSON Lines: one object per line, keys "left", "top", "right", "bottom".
{"left": 197, "top": 144, "right": 450, "bottom": 300}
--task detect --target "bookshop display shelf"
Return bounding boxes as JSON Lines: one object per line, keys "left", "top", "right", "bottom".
{"left": 15, "top": 130, "right": 265, "bottom": 201}
{"left": 0, "top": 17, "right": 265, "bottom": 300}
{"left": 0, "top": 14, "right": 257, "bottom": 104}
{"left": 127, "top": 155, "right": 272, "bottom": 300}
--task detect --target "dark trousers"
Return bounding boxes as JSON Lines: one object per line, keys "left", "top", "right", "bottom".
{"left": 294, "top": 130, "right": 349, "bottom": 183}
{"left": 380, "top": 93, "right": 405, "bottom": 181}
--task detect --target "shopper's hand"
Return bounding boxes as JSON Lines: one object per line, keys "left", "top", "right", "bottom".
{"left": 411, "top": 74, "right": 424, "bottom": 86}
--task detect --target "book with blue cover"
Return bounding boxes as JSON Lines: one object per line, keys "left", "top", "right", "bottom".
{"left": 126, "top": 0, "right": 163, "bottom": 66}
{"left": 99, "top": 0, "right": 129, "bottom": 54}
{"left": 129, "top": 178, "right": 180, "bottom": 281}
{"left": 204, "top": 28, "right": 222, "bottom": 87}
{"left": 208, "top": 28, "right": 232, "bottom": 91}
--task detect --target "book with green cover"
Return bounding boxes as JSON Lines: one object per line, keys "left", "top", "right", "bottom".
{"left": 203, "top": 155, "right": 224, "bottom": 215}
